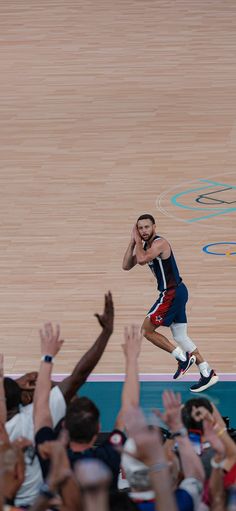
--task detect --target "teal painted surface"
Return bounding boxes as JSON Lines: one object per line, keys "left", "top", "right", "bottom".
{"left": 78, "top": 381, "right": 236, "bottom": 431}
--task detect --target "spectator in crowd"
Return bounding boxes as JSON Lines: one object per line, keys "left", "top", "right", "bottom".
{"left": 3, "top": 292, "right": 114, "bottom": 506}
{"left": 34, "top": 320, "right": 142, "bottom": 490}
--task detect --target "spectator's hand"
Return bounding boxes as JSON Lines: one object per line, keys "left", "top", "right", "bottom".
{"left": 94, "top": 292, "right": 114, "bottom": 334}
{"left": 74, "top": 459, "right": 112, "bottom": 490}
{"left": 122, "top": 324, "right": 142, "bottom": 359}
{"left": 124, "top": 405, "right": 166, "bottom": 467}
{"left": 203, "top": 413, "right": 225, "bottom": 457}
{"left": 191, "top": 406, "right": 226, "bottom": 456}
{"left": 0, "top": 422, "right": 9, "bottom": 445}
{"left": 39, "top": 323, "right": 64, "bottom": 357}
{"left": 12, "top": 436, "right": 32, "bottom": 451}
{"left": 39, "top": 441, "right": 72, "bottom": 491}
{"left": 191, "top": 404, "right": 225, "bottom": 431}
{"left": 154, "top": 391, "right": 183, "bottom": 432}
{"left": 16, "top": 371, "right": 38, "bottom": 390}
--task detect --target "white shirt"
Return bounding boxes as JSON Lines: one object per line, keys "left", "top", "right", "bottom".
{"left": 6, "top": 385, "right": 66, "bottom": 506}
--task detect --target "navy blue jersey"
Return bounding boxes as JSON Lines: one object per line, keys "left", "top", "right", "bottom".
{"left": 144, "top": 235, "right": 182, "bottom": 292}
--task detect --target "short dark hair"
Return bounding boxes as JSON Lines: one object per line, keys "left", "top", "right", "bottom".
{"left": 65, "top": 397, "right": 100, "bottom": 443}
{"left": 181, "top": 397, "right": 213, "bottom": 432}
{"left": 4, "top": 377, "right": 21, "bottom": 412}
{"left": 137, "top": 214, "right": 155, "bottom": 225}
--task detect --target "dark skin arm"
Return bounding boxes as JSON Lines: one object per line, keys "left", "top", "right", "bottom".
{"left": 58, "top": 292, "right": 114, "bottom": 403}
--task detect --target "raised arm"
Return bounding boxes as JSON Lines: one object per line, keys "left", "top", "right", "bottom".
{"left": 133, "top": 224, "right": 166, "bottom": 265}
{"left": 122, "top": 227, "right": 137, "bottom": 270}
{"left": 124, "top": 405, "right": 178, "bottom": 511}
{"left": 157, "top": 391, "right": 205, "bottom": 484}
{"left": 58, "top": 292, "right": 114, "bottom": 403}
{"left": 33, "top": 323, "right": 64, "bottom": 434}
{"left": 115, "top": 325, "right": 142, "bottom": 430}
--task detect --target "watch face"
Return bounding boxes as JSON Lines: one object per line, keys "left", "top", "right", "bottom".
{"left": 44, "top": 355, "right": 53, "bottom": 362}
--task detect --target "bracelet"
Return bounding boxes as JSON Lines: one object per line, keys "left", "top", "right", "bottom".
{"left": 149, "top": 461, "right": 169, "bottom": 473}
{"left": 210, "top": 457, "right": 225, "bottom": 469}
{"left": 216, "top": 427, "right": 227, "bottom": 437}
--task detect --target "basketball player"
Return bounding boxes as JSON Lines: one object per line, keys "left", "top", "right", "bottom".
{"left": 122, "top": 214, "right": 218, "bottom": 392}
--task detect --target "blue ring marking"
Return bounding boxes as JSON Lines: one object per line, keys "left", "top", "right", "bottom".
{"left": 203, "top": 242, "right": 236, "bottom": 256}
{"left": 170, "top": 180, "right": 236, "bottom": 222}
{"left": 171, "top": 185, "right": 223, "bottom": 212}
{"left": 188, "top": 208, "right": 236, "bottom": 223}
{"left": 199, "top": 179, "right": 236, "bottom": 190}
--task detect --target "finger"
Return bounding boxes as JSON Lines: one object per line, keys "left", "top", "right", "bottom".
{"left": 45, "top": 322, "right": 53, "bottom": 339}
{"left": 107, "top": 291, "right": 114, "bottom": 311}
{"left": 104, "top": 293, "right": 108, "bottom": 311}
{"left": 152, "top": 408, "right": 165, "bottom": 422}
{"left": 39, "top": 328, "right": 45, "bottom": 342}
{"left": 124, "top": 326, "right": 129, "bottom": 342}
{"left": 55, "top": 324, "right": 60, "bottom": 341}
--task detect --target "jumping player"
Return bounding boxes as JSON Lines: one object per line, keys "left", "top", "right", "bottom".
{"left": 122, "top": 214, "right": 218, "bottom": 392}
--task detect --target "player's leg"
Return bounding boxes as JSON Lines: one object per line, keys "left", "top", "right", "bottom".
{"left": 141, "top": 316, "right": 176, "bottom": 353}
{"left": 171, "top": 285, "right": 218, "bottom": 391}
{"left": 171, "top": 322, "right": 218, "bottom": 391}
{"left": 141, "top": 288, "right": 189, "bottom": 361}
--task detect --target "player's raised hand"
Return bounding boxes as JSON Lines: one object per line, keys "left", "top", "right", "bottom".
{"left": 132, "top": 224, "right": 141, "bottom": 243}
{"left": 39, "top": 323, "right": 64, "bottom": 357}
{"left": 94, "top": 292, "right": 114, "bottom": 335}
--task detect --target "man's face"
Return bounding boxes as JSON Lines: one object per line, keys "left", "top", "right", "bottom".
{"left": 137, "top": 219, "right": 155, "bottom": 241}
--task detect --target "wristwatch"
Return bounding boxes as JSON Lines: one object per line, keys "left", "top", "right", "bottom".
{"left": 39, "top": 482, "right": 56, "bottom": 499}
{"left": 41, "top": 354, "right": 54, "bottom": 363}
{"left": 169, "top": 427, "right": 188, "bottom": 439}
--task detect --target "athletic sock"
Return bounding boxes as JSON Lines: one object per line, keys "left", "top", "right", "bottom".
{"left": 172, "top": 347, "right": 186, "bottom": 362}
{"left": 198, "top": 361, "right": 211, "bottom": 377}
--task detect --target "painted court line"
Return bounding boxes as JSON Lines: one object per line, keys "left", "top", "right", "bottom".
{"left": 8, "top": 373, "right": 236, "bottom": 382}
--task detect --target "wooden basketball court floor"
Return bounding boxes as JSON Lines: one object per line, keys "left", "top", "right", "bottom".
{"left": 0, "top": 0, "right": 236, "bottom": 379}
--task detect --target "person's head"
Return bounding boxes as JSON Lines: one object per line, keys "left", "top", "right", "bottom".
{"left": 181, "top": 397, "right": 213, "bottom": 433}
{"left": 136, "top": 214, "right": 156, "bottom": 242}
{"left": 65, "top": 397, "right": 100, "bottom": 446}
{"left": 4, "top": 378, "right": 22, "bottom": 417}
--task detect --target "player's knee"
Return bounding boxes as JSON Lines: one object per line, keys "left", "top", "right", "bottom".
{"left": 141, "top": 318, "right": 154, "bottom": 338}
{"left": 173, "top": 334, "right": 197, "bottom": 353}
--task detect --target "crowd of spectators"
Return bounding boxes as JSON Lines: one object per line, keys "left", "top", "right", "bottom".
{"left": 1, "top": 292, "right": 236, "bottom": 511}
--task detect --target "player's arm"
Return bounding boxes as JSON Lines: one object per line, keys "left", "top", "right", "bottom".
{"left": 135, "top": 237, "right": 165, "bottom": 265}
{"left": 122, "top": 227, "right": 138, "bottom": 270}
{"left": 122, "top": 240, "right": 137, "bottom": 270}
